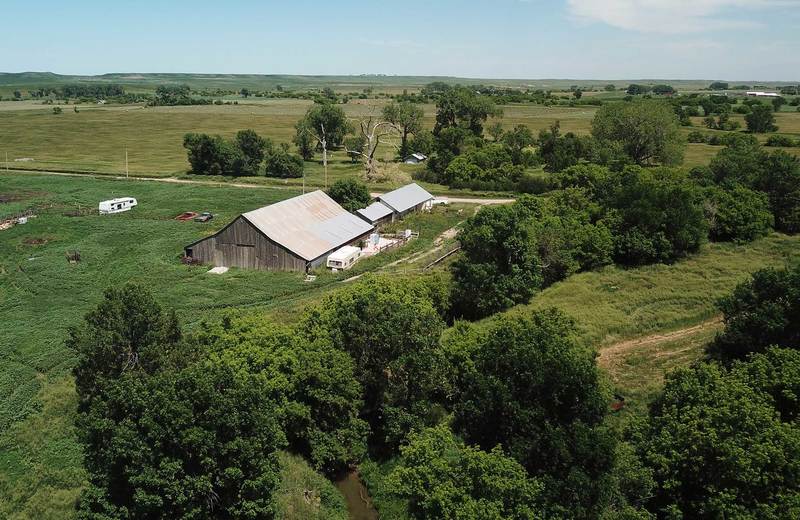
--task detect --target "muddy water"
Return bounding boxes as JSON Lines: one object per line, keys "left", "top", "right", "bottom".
{"left": 335, "top": 471, "right": 378, "bottom": 520}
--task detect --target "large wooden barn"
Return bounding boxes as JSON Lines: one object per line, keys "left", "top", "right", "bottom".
{"left": 184, "top": 191, "right": 374, "bottom": 271}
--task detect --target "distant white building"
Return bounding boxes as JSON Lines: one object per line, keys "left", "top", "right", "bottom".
{"left": 99, "top": 197, "right": 137, "bottom": 214}
{"left": 404, "top": 153, "right": 427, "bottom": 164}
{"left": 746, "top": 91, "right": 780, "bottom": 98}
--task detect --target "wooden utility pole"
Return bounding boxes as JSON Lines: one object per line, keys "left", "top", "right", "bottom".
{"left": 125, "top": 147, "right": 129, "bottom": 178}
{"left": 5, "top": 152, "right": 8, "bottom": 172}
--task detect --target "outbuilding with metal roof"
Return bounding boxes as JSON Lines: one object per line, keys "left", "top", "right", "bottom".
{"left": 376, "top": 183, "right": 434, "bottom": 218}
{"left": 184, "top": 190, "right": 374, "bottom": 271}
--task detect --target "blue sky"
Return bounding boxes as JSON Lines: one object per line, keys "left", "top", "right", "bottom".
{"left": 1, "top": 0, "right": 798, "bottom": 80}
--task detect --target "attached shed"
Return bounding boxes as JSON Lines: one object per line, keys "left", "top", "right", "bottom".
{"left": 356, "top": 201, "right": 394, "bottom": 227}
{"left": 377, "top": 183, "right": 434, "bottom": 219}
{"left": 184, "top": 190, "right": 374, "bottom": 271}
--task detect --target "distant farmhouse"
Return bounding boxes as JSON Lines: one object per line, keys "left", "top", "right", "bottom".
{"left": 357, "top": 183, "right": 434, "bottom": 227}
{"left": 184, "top": 190, "right": 373, "bottom": 271}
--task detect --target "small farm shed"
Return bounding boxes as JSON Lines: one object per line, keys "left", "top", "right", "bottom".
{"left": 404, "top": 153, "right": 428, "bottom": 164}
{"left": 376, "top": 183, "right": 434, "bottom": 219}
{"left": 184, "top": 190, "right": 374, "bottom": 271}
{"left": 356, "top": 201, "right": 394, "bottom": 227}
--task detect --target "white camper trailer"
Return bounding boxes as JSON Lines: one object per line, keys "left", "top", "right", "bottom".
{"left": 99, "top": 197, "right": 137, "bottom": 215}
{"left": 327, "top": 245, "right": 362, "bottom": 270}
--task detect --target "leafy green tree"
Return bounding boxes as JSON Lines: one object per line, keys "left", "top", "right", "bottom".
{"left": 636, "top": 360, "right": 800, "bottom": 519}
{"left": 501, "top": 124, "right": 535, "bottom": 165}
{"left": 626, "top": 84, "right": 650, "bottom": 95}
{"left": 300, "top": 277, "right": 449, "bottom": 452}
{"left": 264, "top": 143, "right": 304, "bottom": 178}
{"left": 76, "top": 362, "right": 285, "bottom": 520}
{"left": 453, "top": 311, "right": 616, "bottom": 518}
{"left": 343, "top": 134, "right": 366, "bottom": 163}
{"left": 708, "top": 134, "right": 766, "bottom": 186}
{"left": 407, "top": 129, "right": 435, "bottom": 156}
{"left": 388, "top": 425, "right": 544, "bottom": 520}
{"left": 293, "top": 120, "right": 316, "bottom": 160}
{"left": 327, "top": 178, "right": 371, "bottom": 212}
{"left": 745, "top": 104, "right": 778, "bottom": 133}
{"left": 573, "top": 89, "right": 583, "bottom": 99}
{"left": 382, "top": 100, "right": 424, "bottom": 158}
{"left": 183, "top": 133, "right": 238, "bottom": 175}
{"left": 703, "top": 185, "right": 774, "bottom": 243}
{"left": 67, "top": 284, "right": 181, "bottom": 406}
{"left": 607, "top": 167, "right": 707, "bottom": 265}
{"left": 591, "top": 100, "right": 684, "bottom": 165}
{"left": 198, "top": 316, "right": 368, "bottom": 475}
{"left": 531, "top": 190, "right": 614, "bottom": 286}
{"left": 433, "top": 86, "right": 501, "bottom": 136}
{"left": 709, "top": 81, "right": 729, "bottom": 90}
{"left": 233, "top": 129, "right": 269, "bottom": 176}
{"left": 755, "top": 150, "right": 800, "bottom": 232}
{"left": 537, "top": 120, "right": 590, "bottom": 172}
{"left": 294, "top": 103, "right": 349, "bottom": 186}
{"left": 709, "top": 265, "right": 800, "bottom": 361}
{"left": 450, "top": 199, "right": 542, "bottom": 319}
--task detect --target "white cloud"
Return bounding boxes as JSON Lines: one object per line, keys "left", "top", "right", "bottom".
{"left": 567, "top": 0, "right": 794, "bottom": 33}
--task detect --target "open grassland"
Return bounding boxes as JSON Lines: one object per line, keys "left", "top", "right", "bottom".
{"left": 0, "top": 100, "right": 599, "bottom": 178}
{"left": 2, "top": 99, "right": 800, "bottom": 192}
{"left": 508, "top": 234, "right": 800, "bottom": 348}
{"left": 0, "top": 172, "right": 466, "bottom": 518}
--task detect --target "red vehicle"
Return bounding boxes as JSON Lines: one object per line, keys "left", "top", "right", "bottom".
{"left": 175, "top": 211, "right": 198, "bottom": 221}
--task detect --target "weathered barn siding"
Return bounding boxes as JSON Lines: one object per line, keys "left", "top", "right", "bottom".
{"left": 186, "top": 217, "right": 307, "bottom": 271}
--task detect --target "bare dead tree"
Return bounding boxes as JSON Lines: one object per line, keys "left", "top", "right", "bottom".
{"left": 344, "top": 116, "right": 401, "bottom": 181}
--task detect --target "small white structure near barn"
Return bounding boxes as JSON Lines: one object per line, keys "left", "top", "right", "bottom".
{"left": 746, "top": 91, "right": 780, "bottom": 97}
{"left": 99, "top": 197, "right": 137, "bottom": 214}
{"left": 327, "top": 245, "right": 362, "bottom": 270}
{"left": 404, "top": 153, "right": 428, "bottom": 164}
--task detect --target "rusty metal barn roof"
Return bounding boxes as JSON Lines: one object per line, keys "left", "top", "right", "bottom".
{"left": 377, "top": 183, "right": 434, "bottom": 214}
{"left": 242, "top": 190, "right": 373, "bottom": 261}
{"left": 356, "top": 201, "right": 393, "bottom": 223}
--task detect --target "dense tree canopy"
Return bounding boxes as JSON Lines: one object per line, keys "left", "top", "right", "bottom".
{"left": 636, "top": 355, "right": 800, "bottom": 519}
{"left": 389, "top": 425, "right": 543, "bottom": 520}
{"left": 68, "top": 284, "right": 181, "bottom": 406}
{"left": 197, "top": 316, "right": 368, "bottom": 475}
{"left": 326, "top": 178, "right": 372, "bottom": 212}
{"left": 710, "top": 264, "right": 800, "bottom": 361}
{"left": 300, "top": 277, "right": 450, "bottom": 452}
{"left": 70, "top": 285, "right": 284, "bottom": 519}
{"left": 591, "top": 100, "right": 684, "bottom": 166}
{"left": 453, "top": 311, "right": 619, "bottom": 518}
{"left": 746, "top": 104, "right": 778, "bottom": 133}
{"left": 382, "top": 100, "right": 424, "bottom": 158}
{"left": 450, "top": 200, "right": 542, "bottom": 319}
{"left": 433, "top": 86, "right": 501, "bottom": 137}
{"left": 606, "top": 167, "right": 707, "bottom": 265}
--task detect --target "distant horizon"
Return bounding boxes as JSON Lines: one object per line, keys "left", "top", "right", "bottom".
{"left": 0, "top": 71, "right": 797, "bottom": 84}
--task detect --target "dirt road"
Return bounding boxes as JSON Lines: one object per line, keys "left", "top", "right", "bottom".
{"left": 597, "top": 317, "right": 724, "bottom": 370}
{"left": 2, "top": 169, "right": 516, "bottom": 204}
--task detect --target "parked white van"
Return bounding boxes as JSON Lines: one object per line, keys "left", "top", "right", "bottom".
{"left": 99, "top": 197, "right": 137, "bottom": 214}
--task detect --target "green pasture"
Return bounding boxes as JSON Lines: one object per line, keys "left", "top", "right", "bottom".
{"left": 0, "top": 172, "right": 465, "bottom": 518}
